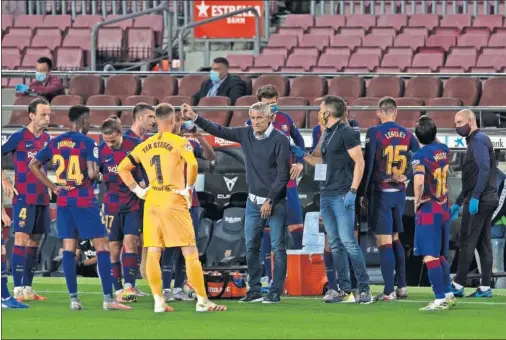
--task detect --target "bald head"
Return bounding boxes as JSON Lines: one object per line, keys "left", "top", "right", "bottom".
{"left": 455, "top": 109, "right": 478, "bottom": 137}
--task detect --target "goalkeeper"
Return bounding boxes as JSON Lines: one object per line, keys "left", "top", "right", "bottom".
{"left": 117, "top": 103, "right": 227, "bottom": 313}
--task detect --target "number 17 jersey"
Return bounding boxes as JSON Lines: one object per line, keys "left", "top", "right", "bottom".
{"left": 35, "top": 131, "right": 99, "bottom": 208}
{"left": 412, "top": 142, "right": 451, "bottom": 223}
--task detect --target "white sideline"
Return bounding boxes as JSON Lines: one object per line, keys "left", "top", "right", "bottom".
{"left": 32, "top": 290, "right": 506, "bottom": 305}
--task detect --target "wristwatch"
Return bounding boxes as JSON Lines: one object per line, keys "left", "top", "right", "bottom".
{"left": 266, "top": 199, "right": 273, "bottom": 205}
{"left": 350, "top": 188, "right": 357, "bottom": 195}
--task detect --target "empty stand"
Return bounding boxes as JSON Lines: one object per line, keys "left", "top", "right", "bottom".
{"left": 367, "top": 77, "right": 404, "bottom": 98}
{"left": 162, "top": 96, "right": 192, "bottom": 108}
{"left": 178, "top": 74, "right": 208, "bottom": 98}
{"left": 253, "top": 75, "right": 289, "bottom": 97}
{"left": 317, "top": 48, "right": 350, "bottom": 70}
{"left": 377, "top": 14, "right": 408, "bottom": 31}
{"left": 227, "top": 55, "right": 254, "bottom": 71}
{"left": 2, "top": 47, "right": 21, "bottom": 69}
{"left": 41, "top": 15, "right": 72, "bottom": 31}
{"left": 141, "top": 75, "right": 178, "bottom": 102}
{"left": 362, "top": 34, "right": 394, "bottom": 50}
{"left": 126, "top": 27, "right": 155, "bottom": 60}
{"left": 97, "top": 27, "right": 123, "bottom": 57}
{"left": 409, "top": 14, "right": 440, "bottom": 30}
{"left": 51, "top": 95, "right": 83, "bottom": 106}
{"left": 395, "top": 97, "right": 424, "bottom": 128}
{"left": 104, "top": 75, "right": 141, "bottom": 103}
{"left": 473, "top": 14, "right": 504, "bottom": 31}
{"left": 381, "top": 47, "right": 413, "bottom": 70}
{"left": 405, "top": 76, "right": 442, "bottom": 103}
{"left": 348, "top": 53, "right": 381, "bottom": 71}
{"left": 285, "top": 53, "right": 318, "bottom": 71}
{"left": 457, "top": 33, "right": 490, "bottom": 49}
{"left": 350, "top": 97, "right": 381, "bottom": 128}
{"left": 230, "top": 96, "right": 257, "bottom": 127}
{"left": 73, "top": 15, "right": 103, "bottom": 28}
{"left": 480, "top": 77, "right": 506, "bottom": 127}
{"left": 445, "top": 47, "right": 478, "bottom": 70}
{"left": 412, "top": 49, "right": 445, "bottom": 71}
{"left": 197, "top": 96, "right": 232, "bottom": 126}
{"left": 86, "top": 95, "right": 121, "bottom": 126}
{"left": 300, "top": 34, "right": 330, "bottom": 50}
{"left": 68, "top": 75, "right": 104, "bottom": 102}
{"left": 31, "top": 28, "right": 62, "bottom": 50}
{"left": 328, "top": 76, "right": 365, "bottom": 104}
{"left": 477, "top": 47, "right": 506, "bottom": 71}
{"left": 290, "top": 75, "right": 327, "bottom": 103}
{"left": 277, "top": 96, "right": 308, "bottom": 128}
{"left": 21, "top": 47, "right": 52, "bottom": 68}
{"left": 346, "top": 14, "right": 377, "bottom": 31}
{"left": 2, "top": 14, "right": 13, "bottom": 30}
{"left": 267, "top": 34, "right": 298, "bottom": 50}
{"left": 14, "top": 14, "right": 43, "bottom": 29}
{"left": 282, "top": 14, "right": 314, "bottom": 31}
{"left": 394, "top": 33, "right": 425, "bottom": 50}
{"left": 426, "top": 35, "right": 456, "bottom": 52}
{"left": 330, "top": 35, "right": 362, "bottom": 49}
{"left": 314, "top": 14, "right": 346, "bottom": 30}
{"left": 443, "top": 77, "right": 481, "bottom": 106}
{"left": 426, "top": 97, "right": 463, "bottom": 128}
{"left": 55, "top": 47, "right": 84, "bottom": 70}
{"left": 2, "top": 28, "right": 33, "bottom": 51}
{"left": 253, "top": 54, "right": 285, "bottom": 71}
{"left": 440, "top": 14, "right": 472, "bottom": 30}
{"left": 134, "top": 15, "right": 163, "bottom": 45}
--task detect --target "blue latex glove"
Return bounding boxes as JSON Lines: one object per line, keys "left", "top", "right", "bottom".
{"left": 290, "top": 145, "right": 305, "bottom": 160}
{"left": 15, "top": 84, "right": 29, "bottom": 94}
{"left": 344, "top": 191, "right": 356, "bottom": 210}
{"left": 469, "top": 198, "right": 480, "bottom": 216}
{"left": 450, "top": 204, "right": 461, "bottom": 221}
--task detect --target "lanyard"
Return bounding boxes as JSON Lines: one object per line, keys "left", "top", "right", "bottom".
{"left": 321, "top": 122, "right": 342, "bottom": 156}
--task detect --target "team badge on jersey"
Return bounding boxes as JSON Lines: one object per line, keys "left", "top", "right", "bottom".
{"left": 185, "top": 143, "right": 194, "bottom": 152}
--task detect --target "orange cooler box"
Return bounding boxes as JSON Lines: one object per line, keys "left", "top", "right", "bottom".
{"left": 282, "top": 250, "right": 327, "bottom": 296}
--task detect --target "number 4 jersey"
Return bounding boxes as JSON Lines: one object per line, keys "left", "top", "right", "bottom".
{"left": 364, "top": 121, "right": 420, "bottom": 192}
{"left": 412, "top": 142, "right": 451, "bottom": 222}
{"left": 35, "top": 131, "right": 99, "bottom": 207}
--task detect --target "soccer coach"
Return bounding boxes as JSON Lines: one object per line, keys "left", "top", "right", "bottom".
{"left": 181, "top": 102, "right": 290, "bottom": 304}
{"left": 451, "top": 109, "right": 499, "bottom": 298}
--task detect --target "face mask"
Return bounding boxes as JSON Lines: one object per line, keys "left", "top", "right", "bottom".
{"left": 318, "top": 110, "right": 330, "bottom": 126}
{"left": 209, "top": 70, "right": 220, "bottom": 83}
{"left": 181, "top": 120, "right": 195, "bottom": 132}
{"left": 456, "top": 123, "right": 471, "bottom": 137}
{"left": 270, "top": 104, "right": 278, "bottom": 113}
{"left": 35, "top": 72, "right": 47, "bottom": 82}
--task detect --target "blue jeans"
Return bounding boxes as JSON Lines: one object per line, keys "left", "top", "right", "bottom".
{"left": 320, "top": 193, "right": 370, "bottom": 292}
{"left": 245, "top": 198, "right": 287, "bottom": 294}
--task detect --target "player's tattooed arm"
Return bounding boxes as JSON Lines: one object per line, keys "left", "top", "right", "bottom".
{"left": 28, "top": 158, "right": 60, "bottom": 195}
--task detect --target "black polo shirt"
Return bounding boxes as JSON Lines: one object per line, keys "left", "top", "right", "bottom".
{"left": 320, "top": 122, "right": 361, "bottom": 194}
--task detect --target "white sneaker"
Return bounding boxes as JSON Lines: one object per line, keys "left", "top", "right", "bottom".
{"left": 13, "top": 287, "right": 24, "bottom": 300}
{"left": 154, "top": 295, "right": 173, "bottom": 313}
{"left": 196, "top": 299, "right": 227, "bottom": 312}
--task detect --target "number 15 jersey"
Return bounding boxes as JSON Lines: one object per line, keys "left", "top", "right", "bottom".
{"left": 35, "top": 131, "right": 99, "bottom": 208}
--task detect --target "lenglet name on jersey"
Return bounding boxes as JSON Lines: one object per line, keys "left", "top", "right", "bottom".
{"left": 384, "top": 131, "right": 406, "bottom": 139}
{"left": 142, "top": 142, "right": 173, "bottom": 153}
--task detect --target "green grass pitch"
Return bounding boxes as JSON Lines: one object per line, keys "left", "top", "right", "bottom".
{"left": 2, "top": 277, "right": 506, "bottom": 339}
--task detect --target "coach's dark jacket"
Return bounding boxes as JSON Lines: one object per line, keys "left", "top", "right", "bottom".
{"left": 192, "top": 75, "right": 246, "bottom": 106}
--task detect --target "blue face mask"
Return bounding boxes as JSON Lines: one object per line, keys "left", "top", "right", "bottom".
{"left": 181, "top": 120, "right": 195, "bottom": 132}
{"left": 35, "top": 72, "right": 47, "bottom": 82}
{"left": 209, "top": 70, "right": 220, "bottom": 83}
{"left": 270, "top": 104, "right": 278, "bottom": 113}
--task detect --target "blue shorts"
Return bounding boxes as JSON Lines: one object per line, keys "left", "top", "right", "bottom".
{"left": 190, "top": 207, "right": 200, "bottom": 237}
{"left": 12, "top": 202, "right": 50, "bottom": 235}
{"left": 414, "top": 221, "right": 450, "bottom": 258}
{"left": 57, "top": 204, "right": 108, "bottom": 240}
{"left": 286, "top": 186, "right": 303, "bottom": 225}
{"left": 103, "top": 208, "right": 142, "bottom": 242}
{"left": 371, "top": 191, "right": 405, "bottom": 235}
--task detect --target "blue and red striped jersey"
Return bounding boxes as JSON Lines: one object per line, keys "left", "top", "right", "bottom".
{"left": 123, "top": 129, "right": 147, "bottom": 142}
{"left": 187, "top": 138, "right": 202, "bottom": 208}
{"left": 99, "top": 136, "right": 141, "bottom": 213}
{"left": 35, "top": 131, "right": 99, "bottom": 208}
{"left": 123, "top": 129, "right": 148, "bottom": 185}
{"left": 2, "top": 128, "right": 50, "bottom": 205}
{"left": 247, "top": 111, "right": 305, "bottom": 188}
{"left": 364, "top": 121, "right": 420, "bottom": 192}
{"left": 412, "top": 142, "right": 451, "bottom": 223}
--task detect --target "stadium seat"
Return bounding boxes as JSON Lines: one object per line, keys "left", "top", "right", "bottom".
{"left": 376, "top": 14, "right": 408, "bottom": 31}
{"left": 62, "top": 28, "right": 92, "bottom": 61}
{"left": 141, "top": 75, "right": 178, "bottom": 102}
{"left": 1, "top": 47, "right": 21, "bottom": 69}
{"left": 290, "top": 75, "right": 327, "bottom": 103}
{"left": 362, "top": 34, "right": 394, "bottom": 50}
{"left": 21, "top": 47, "right": 52, "bottom": 68}
{"left": 314, "top": 14, "right": 346, "bottom": 30}
{"left": 328, "top": 76, "right": 365, "bottom": 104}
{"left": 472, "top": 14, "right": 504, "bottom": 31}
{"left": 350, "top": 97, "right": 381, "bottom": 128}
{"left": 97, "top": 27, "right": 123, "bottom": 57}
{"left": 104, "top": 75, "right": 141, "bottom": 103}
{"left": 197, "top": 217, "right": 214, "bottom": 259}
{"left": 317, "top": 50, "right": 350, "bottom": 70}
{"left": 197, "top": 96, "right": 232, "bottom": 126}
{"left": 55, "top": 47, "right": 84, "bottom": 70}
{"left": 278, "top": 27, "right": 305, "bottom": 38}
{"left": 438, "top": 66, "right": 466, "bottom": 73}
{"left": 51, "top": 95, "right": 84, "bottom": 106}
{"left": 476, "top": 47, "right": 506, "bottom": 71}
{"left": 426, "top": 97, "right": 463, "bottom": 128}
{"left": 457, "top": 33, "right": 490, "bottom": 48}
{"left": 1, "top": 14, "right": 13, "bottom": 30}
{"left": 226, "top": 54, "right": 254, "bottom": 71}
{"left": 307, "top": 26, "right": 335, "bottom": 36}
{"left": 411, "top": 49, "right": 445, "bottom": 71}
{"left": 277, "top": 96, "right": 308, "bottom": 128}
{"left": 8, "top": 96, "right": 44, "bottom": 127}
{"left": 253, "top": 54, "right": 285, "bottom": 72}
{"left": 285, "top": 54, "right": 318, "bottom": 71}
{"left": 299, "top": 34, "right": 330, "bottom": 50}
{"left": 205, "top": 207, "right": 246, "bottom": 267}
{"left": 260, "top": 46, "right": 289, "bottom": 59}
{"left": 120, "top": 95, "right": 157, "bottom": 125}
{"left": 401, "top": 26, "right": 429, "bottom": 38}
{"left": 2, "top": 28, "right": 33, "bottom": 51}
{"left": 469, "top": 66, "right": 498, "bottom": 73}
{"left": 366, "top": 77, "right": 404, "bottom": 98}
{"left": 404, "top": 76, "right": 442, "bottom": 103}
{"left": 330, "top": 35, "right": 363, "bottom": 49}
{"left": 395, "top": 97, "right": 424, "bottom": 128}
{"left": 230, "top": 95, "right": 257, "bottom": 127}
{"left": 267, "top": 34, "right": 298, "bottom": 50}
{"left": 408, "top": 14, "right": 440, "bottom": 30}
{"left": 339, "top": 27, "right": 366, "bottom": 38}
{"left": 426, "top": 35, "right": 456, "bottom": 52}
{"left": 104, "top": 15, "right": 134, "bottom": 30}
{"left": 282, "top": 14, "right": 314, "bottom": 31}
{"left": 381, "top": 47, "right": 413, "bottom": 69}
{"left": 488, "top": 33, "right": 506, "bottom": 47}
{"left": 41, "top": 15, "right": 72, "bottom": 31}
{"left": 73, "top": 15, "right": 103, "bottom": 28}
{"left": 126, "top": 27, "right": 155, "bottom": 60}
{"left": 14, "top": 14, "right": 43, "bottom": 29}
{"left": 394, "top": 33, "right": 425, "bottom": 50}
{"left": 238, "top": 75, "right": 253, "bottom": 96}
{"left": 369, "top": 27, "right": 397, "bottom": 38}
{"left": 179, "top": 74, "right": 208, "bottom": 97}
{"left": 68, "top": 75, "right": 104, "bottom": 102}
{"left": 443, "top": 77, "right": 481, "bottom": 106}
{"left": 440, "top": 14, "right": 472, "bottom": 30}
{"left": 348, "top": 53, "right": 380, "bottom": 71}
{"left": 346, "top": 14, "right": 377, "bottom": 31}
{"left": 162, "top": 96, "right": 192, "bottom": 108}
{"left": 134, "top": 15, "right": 163, "bottom": 45}
{"left": 253, "top": 75, "right": 289, "bottom": 97}
{"left": 86, "top": 95, "right": 121, "bottom": 127}
{"left": 445, "top": 47, "right": 478, "bottom": 70}
{"left": 31, "top": 28, "right": 62, "bottom": 50}
{"left": 479, "top": 77, "right": 506, "bottom": 127}
{"left": 375, "top": 67, "right": 402, "bottom": 73}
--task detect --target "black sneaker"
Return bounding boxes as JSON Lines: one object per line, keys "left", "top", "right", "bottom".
{"left": 238, "top": 291, "right": 263, "bottom": 303}
{"left": 262, "top": 291, "right": 281, "bottom": 304}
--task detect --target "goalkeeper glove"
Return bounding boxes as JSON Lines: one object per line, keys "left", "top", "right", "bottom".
{"left": 132, "top": 184, "right": 150, "bottom": 200}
